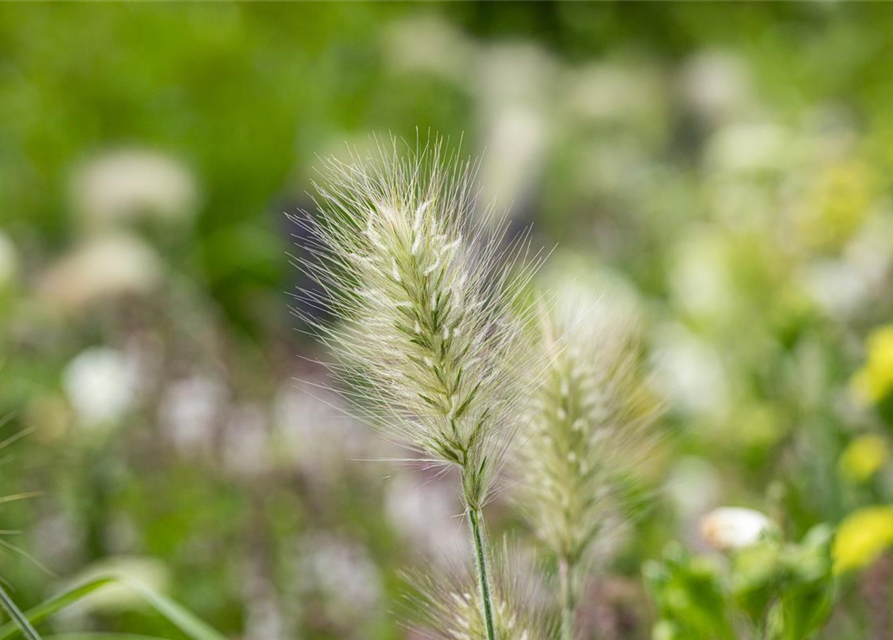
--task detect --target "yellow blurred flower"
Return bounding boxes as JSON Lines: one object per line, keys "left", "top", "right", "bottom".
{"left": 851, "top": 325, "right": 893, "bottom": 403}
{"left": 833, "top": 506, "right": 893, "bottom": 574}
{"left": 797, "top": 159, "right": 876, "bottom": 253}
{"left": 839, "top": 434, "right": 889, "bottom": 483}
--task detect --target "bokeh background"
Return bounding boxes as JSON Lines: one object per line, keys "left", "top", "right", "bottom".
{"left": 4, "top": 2, "right": 893, "bottom": 638}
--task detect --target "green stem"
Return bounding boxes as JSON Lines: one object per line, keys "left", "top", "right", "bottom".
{"left": 0, "top": 579, "right": 42, "bottom": 640}
{"left": 467, "top": 507, "right": 497, "bottom": 640}
{"left": 559, "top": 557, "right": 575, "bottom": 640}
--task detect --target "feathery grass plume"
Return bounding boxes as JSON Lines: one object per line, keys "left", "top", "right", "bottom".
{"left": 407, "top": 540, "right": 558, "bottom": 640}
{"left": 292, "top": 136, "right": 542, "bottom": 640}
{"left": 515, "top": 280, "right": 662, "bottom": 640}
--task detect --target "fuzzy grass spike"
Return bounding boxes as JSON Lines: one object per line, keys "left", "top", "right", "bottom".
{"left": 294, "top": 137, "right": 542, "bottom": 640}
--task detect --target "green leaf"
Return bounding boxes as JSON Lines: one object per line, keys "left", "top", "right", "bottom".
{"left": 780, "top": 580, "right": 835, "bottom": 640}
{"left": 644, "top": 545, "right": 737, "bottom": 640}
{"left": 0, "top": 576, "right": 226, "bottom": 640}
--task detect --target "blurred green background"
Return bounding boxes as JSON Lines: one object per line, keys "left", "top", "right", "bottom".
{"left": 5, "top": 2, "right": 893, "bottom": 638}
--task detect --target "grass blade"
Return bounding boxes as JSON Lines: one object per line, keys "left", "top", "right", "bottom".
{"left": 44, "top": 635, "right": 170, "bottom": 640}
{"left": 117, "top": 579, "right": 226, "bottom": 640}
{"left": 0, "top": 576, "right": 226, "bottom": 640}
{"left": 0, "top": 580, "right": 42, "bottom": 640}
{"left": 0, "top": 578, "right": 113, "bottom": 640}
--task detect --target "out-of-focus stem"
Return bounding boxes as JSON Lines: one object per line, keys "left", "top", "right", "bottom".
{"left": 468, "top": 506, "right": 497, "bottom": 640}
{"left": 559, "top": 557, "right": 575, "bottom": 640}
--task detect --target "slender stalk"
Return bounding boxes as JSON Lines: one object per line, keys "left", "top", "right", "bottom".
{"left": 559, "top": 557, "right": 575, "bottom": 640}
{"left": 0, "top": 579, "right": 42, "bottom": 640}
{"left": 467, "top": 507, "right": 497, "bottom": 640}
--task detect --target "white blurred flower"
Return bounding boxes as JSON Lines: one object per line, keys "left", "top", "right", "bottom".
{"left": 705, "top": 122, "right": 793, "bottom": 174}
{"left": 652, "top": 323, "right": 729, "bottom": 419}
{"left": 159, "top": 375, "right": 228, "bottom": 456}
{"left": 475, "top": 44, "right": 554, "bottom": 224}
{"left": 706, "top": 179, "right": 776, "bottom": 228}
{"left": 0, "top": 230, "right": 19, "bottom": 288}
{"left": 384, "top": 472, "right": 464, "bottom": 562}
{"left": 570, "top": 136, "right": 653, "bottom": 200}
{"left": 71, "top": 149, "right": 198, "bottom": 228}
{"left": 381, "top": 16, "right": 475, "bottom": 85}
{"left": 479, "top": 104, "right": 548, "bottom": 217}
{"left": 565, "top": 62, "right": 665, "bottom": 125}
{"left": 802, "top": 213, "right": 893, "bottom": 319}
{"left": 242, "top": 552, "right": 291, "bottom": 640}
{"left": 63, "top": 346, "right": 139, "bottom": 427}
{"left": 297, "top": 535, "right": 383, "bottom": 626}
{"left": 669, "top": 228, "right": 735, "bottom": 320}
{"left": 222, "top": 402, "right": 269, "bottom": 476}
{"left": 476, "top": 43, "right": 555, "bottom": 116}
{"left": 679, "top": 51, "right": 753, "bottom": 125}
{"left": 842, "top": 213, "right": 893, "bottom": 289}
{"left": 700, "top": 507, "right": 775, "bottom": 551}
{"left": 801, "top": 105, "right": 860, "bottom": 160}
{"left": 39, "top": 232, "right": 162, "bottom": 311}
{"left": 803, "top": 259, "right": 872, "bottom": 320}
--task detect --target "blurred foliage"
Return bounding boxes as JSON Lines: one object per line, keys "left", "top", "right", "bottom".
{"left": 646, "top": 526, "right": 835, "bottom": 640}
{"left": 3, "top": 2, "right": 893, "bottom": 639}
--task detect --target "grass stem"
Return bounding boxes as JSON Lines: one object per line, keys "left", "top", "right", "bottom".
{"left": 559, "top": 557, "right": 575, "bottom": 640}
{"left": 468, "top": 507, "right": 497, "bottom": 640}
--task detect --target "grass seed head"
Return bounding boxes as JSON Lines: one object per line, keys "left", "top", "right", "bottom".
{"left": 516, "top": 281, "right": 663, "bottom": 569}
{"left": 294, "top": 136, "right": 540, "bottom": 508}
